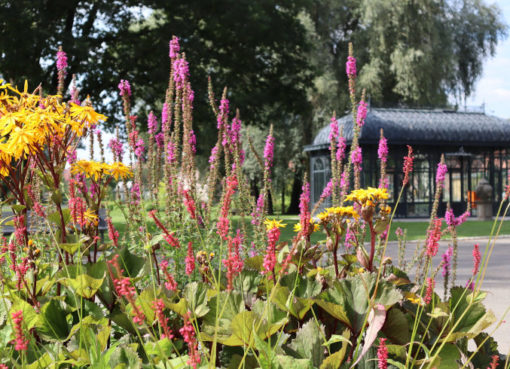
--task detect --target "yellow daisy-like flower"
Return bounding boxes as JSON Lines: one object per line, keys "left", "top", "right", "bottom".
{"left": 345, "top": 187, "right": 389, "bottom": 205}
{"left": 325, "top": 206, "right": 360, "bottom": 219}
{"left": 69, "top": 103, "right": 107, "bottom": 126}
{"left": 7, "top": 126, "right": 38, "bottom": 159}
{"left": 294, "top": 220, "right": 321, "bottom": 233}
{"left": 83, "top": 209, "right": 99, "bottom": 226}
{"left": 106, "top": 162, "right": 133, "bottom": 180}
{"left": 404, "top": 292, "right": 422, "bottom": 305}
{"left": 71, "top": 160, "right": 105, "bottom": 181}
{"left": 264, "top": 219, "right": 287, "bottom": 231}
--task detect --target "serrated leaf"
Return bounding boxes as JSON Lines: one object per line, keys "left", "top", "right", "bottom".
{"left": 288, "top": 320, "right": 325, "bottom": 367}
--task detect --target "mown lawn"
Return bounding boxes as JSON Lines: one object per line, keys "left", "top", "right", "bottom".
{"left": 107, "top": 204, "right": 510, "bottom": 244}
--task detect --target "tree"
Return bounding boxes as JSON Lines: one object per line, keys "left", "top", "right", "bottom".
{"left": 306, "top": 0, "right": 507, "bottom": 121}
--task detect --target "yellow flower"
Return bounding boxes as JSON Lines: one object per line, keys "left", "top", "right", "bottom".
{"left": 70, "top": 103, "right": 107, "bottom": 126}
{"left": 83, "top": 209, "right": 98, "bottom": 226}
{"left": 7, "top": 126, "right": 38, "bottom": 159}
{"left": 405, "top": 292, "right": 422, "bottom": 305}
{"left": 264, "top": 219, "right": 286, "bottom": 231}
{"left": 294, "top": 220, "right": 321, "bottom": 233}
{"left": 345, "top": 187, "right": 389, "bottom": 205}
{"left": 72, "top": 160, "right": 104, "bottom": 181}
{"left": 325, "top": 206, "right": 360, "bottom": 219}
{"left": 106, "top": 162, "right": 133, "bottom": 180}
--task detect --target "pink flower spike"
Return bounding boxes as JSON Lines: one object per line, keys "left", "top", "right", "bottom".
{"left": 56, "top": 47, "right": 68, "bottom": 72}
{"left": 436, "top": 162, "right": 448, "bottom": 188}
{"left": 356, "top": 100, "right": 368, "bottom": 128}
{"left": 472, "top": 243, "right": 481, "bottom": 276}
{"left": 185, "top": 242, "right": 195, "bottom": 275}
{"left": 148, "top": 111, "right": 158, "bottom": 135}
{"left": 169, "top": 36, "right": 180, "bottom": 59}
{"left": 377, "top": 338, "right": 388, "bottom": 369}
{"left": 378, "top": 135, "right": 388, "bottom": 163}
{"left": 346, "top": 55, "right": 357, "bottom": 77}
{"left": 118, "top": 79, "right": 131, "bottom": 96}
{"left": 12, "top": 310, "right": 28, "bottom": 351}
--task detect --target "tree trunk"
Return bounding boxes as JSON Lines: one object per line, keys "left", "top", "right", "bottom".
{"left": 286, "top": 169, "right": 302, "bottom": 214}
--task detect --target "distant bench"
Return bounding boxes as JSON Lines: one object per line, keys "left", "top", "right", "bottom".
{"left": 1, "top": 208, "right": 108, "bottom": 239}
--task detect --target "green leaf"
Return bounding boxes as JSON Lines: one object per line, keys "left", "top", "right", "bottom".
{"left": 62, "top": 274, "right": 105, "bottom": 299}
{"left": 10, "top": 204, "right": 26, "bottom": 213}
{"left": 323, "top": 335, "right": 351, "bottom": 347}
{"left": 10, "top": 298, "right": 41, "bottom": 330}
{"left": 316, "top": 273, "right": 402, "bottom": 335}
{"left": 446, "top": 287, "right": 497, "bottom": 341}
{"left": 382, "top": 308, "right": 410, "bottom": 345}
{"left": 320, "top": 329, "right": 349, "bottom": 369}
{"left": 201, "top": 291, "right": 245, "bottom": 342}
{"left": 58, "top": 242, "right": 81, "bottom": 254}
{"left": 276, "top": 355, "right": 314, "bottom": 369}
{"left": 183, "top": 282, "right": 209, "bottom": 318}
{"left": 38, "top": 300, "right": 70, "bottom": 341}
{"left": 48, "top": 209, "right": 70, "bottom": 225}
{"left": 115, "top": 247, "right": 145, "bottom": 278}
{"left": 108, "top": 345, "right": 142, "bottom": 369}
{"left": 144, "top": 338, "right": 174, "bottom": 361}
{"left": 271, "top": 284, "right": 314, "bottom": 319}
{"left": 27, "top": 353, "right": 55, "bottom": 369}
{"left": 431, "top": 343, "right": 461, "bottom": 369}
{"left": 288, "top": 320, "right": 325, "bottom": 367}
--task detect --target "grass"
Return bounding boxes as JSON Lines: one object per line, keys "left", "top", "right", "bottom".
{"left": 106, "top": 202, "right": 510, "bottom": 245}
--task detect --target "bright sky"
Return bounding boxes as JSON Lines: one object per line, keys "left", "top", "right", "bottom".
{"left": 465, "top": 0, "right": 510, "bottom": 119}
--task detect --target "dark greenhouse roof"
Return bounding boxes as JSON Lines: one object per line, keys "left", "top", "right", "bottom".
{"left": 305, "top": 108, "right": 510, "bottom": 151}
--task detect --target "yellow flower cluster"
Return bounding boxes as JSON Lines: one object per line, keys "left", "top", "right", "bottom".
{"left": 344, "top": 187, "right": 389, "bottom": 205}
{"left": 293, "top": 220, "right": 321, "bottom": 233}
{"left": 71, "top": 160, "right": 133, "bottom": 181}
{"left": 263, "top": 219, "right": 287, "bottom": 231}
{"left": 0, "top": 80, "right": 106, "bottom": 166}
{"left": 317, "top": 206, "right": 359, "bottom": 223}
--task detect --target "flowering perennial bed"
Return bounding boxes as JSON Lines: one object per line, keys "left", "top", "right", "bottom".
{"left": 0, "top": 38, "right": 506, "bottom": 369}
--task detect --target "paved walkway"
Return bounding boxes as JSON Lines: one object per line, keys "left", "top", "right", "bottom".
{"left": 385, "top": 237, "right": 510, "bottom": 354}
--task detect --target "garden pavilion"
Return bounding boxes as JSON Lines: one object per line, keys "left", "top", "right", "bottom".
{"left": 305, "top": 107, "right": 510, "bottom": 217}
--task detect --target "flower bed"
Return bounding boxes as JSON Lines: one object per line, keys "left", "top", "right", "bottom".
{"left": 0, "top": 38, "right": 506, "bottom": 369}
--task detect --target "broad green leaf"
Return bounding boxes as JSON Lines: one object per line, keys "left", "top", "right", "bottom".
{"left": 10, "top": 298, "right": 41, "bottom": 330}
{"left": 38, "top": 300, "right": 70, "bottom": 341}
{"left": 48, "top": 209, "right": 70, "bottom": 225}
{"left": 316, "top": 273, "right": 402, "bottom": 335}
{"left": 445, "top": 287, "right": 497, "bottom": 341}
{"left": 271, "top": 284, "right": 314, "bottom": 319}
{"left": 201, "top": 291, "right": 245, "bottom": 342}
{"left": 382, "top": 308, "right": 410, "bottom": 345}
{"left": 288, "top": 320, "right": 325, "bottom": 367}
{"left": 320, "top": 329, "right": 349, "bottom": 369}
{"left": 183, "top": 282, "right": 209, "bottom": 318}
{"left": 135, "top": 287, "right": 157, "bottom": 323}
{"left": 108, "top": 345, "right": 142, "bottom": 369}
{"left": 322, "top": 335, "right": 351, "bottom": 347}
{"left": 58, "top": 242, "right": 81, "bottom": 254}
{"left": 280, "top": 272, "right": 322, "bottom": 298}
{"left": 276, "top": 355, "right": 314, "bottom": 369}
{"left": 115, "top": 247, "right": 145, "bottom": 278}
{"left": 144, "top": 338, "right": 174, "bottom": 361}
{"left": 11, "top": 204, "right": 26, "bottom": 213}
{"left": 430, "top": 343, "right": 461, "bottom": 369}
{"left": 27, "top": 353, "right": 55, "bottom": 369}
{"left": 62, "top": 274, "right": 105, "bottom": 299}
